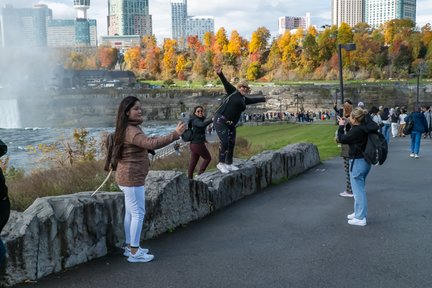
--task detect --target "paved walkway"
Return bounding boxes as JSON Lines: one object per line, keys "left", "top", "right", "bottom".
{"left": 15, "top": 136, "right": 432, "bottom": 288}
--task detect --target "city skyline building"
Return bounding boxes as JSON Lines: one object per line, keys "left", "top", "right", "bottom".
{"left": 278, "top": 13, "right": 311, "bottom": 35}
{"left": 185, "top": 16, "right": 214, "bottom": 42}
{"left": 74, "top": 0, "right": 92, "bottom": 46}
{"left": 108, "top": 0, "right": 152, "bottom": 36}
{"left": 364, "top": 0, "right": 416, "bottom": 27}
{"left": 171, "top": 0, "right": 187, "bottom": 46}
{"left": 331, "top": 0, "right": 364, "bottom": 27}
{"left": 0, "top": 4, "right": 52, "bottom": 48}
{"left": 47, "top": 19, "right": 97, "bottom": 47}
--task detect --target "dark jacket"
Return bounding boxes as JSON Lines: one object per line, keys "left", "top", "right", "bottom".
{"left": 190, "top": 115, "right": 212, "bottom": 144}
{"left": 405, "top": 112, "right": 428, "bottom": 133}
{"left": 337, "top": 117, "right": 379, "bottom": 159}
{"left": 0, "top": 140, "right": 8, "bottom": 201}
{"left": 216, "top": 71, "right": 265, "bottom": 125}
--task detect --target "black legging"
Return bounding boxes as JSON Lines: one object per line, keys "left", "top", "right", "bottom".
{"left": 0, "top": 197, "right": 10, "bottom": 266}
{"left": 214, "top": 115, "right": 236, "bottom": 165}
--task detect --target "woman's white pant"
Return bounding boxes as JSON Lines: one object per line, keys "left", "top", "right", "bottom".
{"left": 391, "top": 123, "right": 399, "bottom": 137}
{"left": 119, "top": 185, "right": 145, "bottom": 247}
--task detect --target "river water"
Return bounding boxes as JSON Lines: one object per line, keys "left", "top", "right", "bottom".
{"left": 0, "top": 123, "right": 177, "bottom": 172}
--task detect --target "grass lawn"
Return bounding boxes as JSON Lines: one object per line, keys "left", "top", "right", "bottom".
{"left": 236, "top": 122, "right": 340, "bottom": 161}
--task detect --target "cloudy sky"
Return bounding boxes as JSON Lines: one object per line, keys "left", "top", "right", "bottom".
{"left": 5, "top": 0, "right": 432, "bottom": 43}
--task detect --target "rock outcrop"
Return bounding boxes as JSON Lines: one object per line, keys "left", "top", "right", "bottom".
{"left": 0, "top": 143, "right": 320, "bottom": 286}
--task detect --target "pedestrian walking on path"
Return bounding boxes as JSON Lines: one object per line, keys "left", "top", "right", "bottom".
{"left": 405, "top": 106, "right": 428, "bottom": 159}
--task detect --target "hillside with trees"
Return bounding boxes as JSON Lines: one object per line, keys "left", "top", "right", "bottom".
{"left": 62, "top": 19, "right": 432, "bottom": 82}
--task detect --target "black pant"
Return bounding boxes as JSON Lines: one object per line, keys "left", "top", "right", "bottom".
{"left": 214, "top": 115, "right": 236, "bottom": 165}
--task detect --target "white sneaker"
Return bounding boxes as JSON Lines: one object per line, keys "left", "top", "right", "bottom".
{"left": 226, "top": 164, "right": 239, "bottom": 171}
{"left": 410, "top": 153, "right": 415, "bottom": 158}
{"left": 127, "top": 249, "right": 154, "bottom": 263}
{"left": 217, "top": 163, "right": 229, "bottom": 174}
{"left": 339, "top": 191, "right": 354, "bottom": 198}
{"left": 348, "top": 218, "right": 367, "bottom": 226}
{"left": 123, "top": 246, "right": 149, "bottom": 257}
{"left": 415, "top": 154, "right": 419, "bottom": 159}
{"left": 347, "top": 212, "right": 355, "bottom": 220}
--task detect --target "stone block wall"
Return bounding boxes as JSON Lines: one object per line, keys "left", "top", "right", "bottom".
{"left": 0, "top": 143, "right": 320, "bottom": 286}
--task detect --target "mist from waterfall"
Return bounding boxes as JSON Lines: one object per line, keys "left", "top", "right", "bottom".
{"left": 0, "top": 99, "right": 21, "bottom": 128}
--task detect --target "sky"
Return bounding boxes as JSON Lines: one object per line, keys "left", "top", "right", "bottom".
{"left": 5, "top": 0, "right": 432, "bottom": 43}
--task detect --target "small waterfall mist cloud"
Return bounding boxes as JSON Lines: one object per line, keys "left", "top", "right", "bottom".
{"left": 0, "top": 44, "right": 61, "bottom": 128}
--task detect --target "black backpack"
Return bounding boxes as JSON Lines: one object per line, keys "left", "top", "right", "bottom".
{"left": 363, "top": 131, "right": 388, "bottom": 165}
{"left": 181, "top": 119, "right": 194, "bottom": 142}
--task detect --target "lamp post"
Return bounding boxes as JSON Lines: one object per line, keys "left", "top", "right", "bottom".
{"left": 337, "top": 43, "right": 356, "bottom": 105}
{"left": 410, "top": 62, "right": 426, "bottom": 108}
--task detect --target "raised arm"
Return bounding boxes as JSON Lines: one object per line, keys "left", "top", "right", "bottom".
{"left": 216, "top": 68, "right": 236, "bottom": 95}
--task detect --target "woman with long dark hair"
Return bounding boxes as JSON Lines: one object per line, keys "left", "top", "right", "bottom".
{"left": 188, "top": 105, "right": 213, "bottom": 179}
{"left": 113, "top": 96, "right": 186, "bottom": 262}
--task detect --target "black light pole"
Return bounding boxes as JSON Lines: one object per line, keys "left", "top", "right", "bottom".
{"left": 337, "top": 43, "right": 356, "bottom": 105}
{"left": 416, "top": 73, "right": 420, "bottom": 107}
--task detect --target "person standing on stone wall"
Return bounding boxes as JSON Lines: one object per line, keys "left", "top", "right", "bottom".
{"left": 0, "top": 139, "right": 10, "bottom": 267}
{"left": 214, "top": 67, "right": 266, "bottom": 174}
{"left": 187, "top": 105, "right": 213, "bottom": 179}
{"left": 112, "top": 96, "right": 186, "bottom": 263}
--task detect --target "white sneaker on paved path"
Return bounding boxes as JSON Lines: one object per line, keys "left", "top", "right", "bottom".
{"left": 339, "top": 191, "right": 354, "bottom": 198}
{"left": 127, "top": 249, "right": 154, "bottom": 263}
{"left": 123, "top": 246, "right": 149, "bottom": 257}
{"left": 226, "top": 164, "right": 239, "bottom": 171}
{"left": 348, "top": 218, "right": 367, "bottom": 226}
{"left": 415, "top": 154, "right": 419, "bottom": 159}
{"left": 347, "top": 212, "right": 355, "bottom": 220}
{"left": 410, "top": 153, "right": 415, "bottom": 158}
{"left": 217, "top": 163, "right": 229, "bottom": 174}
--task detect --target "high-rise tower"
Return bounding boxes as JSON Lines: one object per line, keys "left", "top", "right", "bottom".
{"left": 73, "top": 0, "right": 90, "bottom": 19}
{"left": 331, "top": 0, "right": 363, "bottom": 27}
{"left": 171, "top": 0, "right": 187, "bottom": 46}
{"left": 364, "top": 0, "right": 416, "bottom": 27}
{"left": 108, "top": 0, "right": 152, "bottom": 36}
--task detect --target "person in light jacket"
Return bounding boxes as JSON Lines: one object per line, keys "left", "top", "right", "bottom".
{"left": 112, "top": 96, "right": 186, "bottom": 263}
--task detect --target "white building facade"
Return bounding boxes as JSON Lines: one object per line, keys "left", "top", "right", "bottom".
{"left": 185, "top": 16, "right": 214, "bottom": 42}
{"left": 278, "top": 13, "right": 311, "bottom": 35}
{"left": 364, "top": 0, "right": 416, "bottom": 27}
{"left": 331, "top": 0, "right": 364, "bottom": 27}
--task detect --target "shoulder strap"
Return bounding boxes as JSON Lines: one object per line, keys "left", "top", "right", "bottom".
{"left": 215, "top": 91, "right": 236, "bottom": 115}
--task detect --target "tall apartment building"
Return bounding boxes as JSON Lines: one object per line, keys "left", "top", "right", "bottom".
{"left": 278, "top": 13, "right": 311, "bottom": 35}
{"left": 108, "top": 0, "right": 152, "bottom": 36}
{"left": 0, "top": 4, "right": 52, "bottom": 47}
{"left": 364, "top": 0, "right": 416, "bottom": 27}
{"left": 171, "top": 0, "right": 214, "bottom": 47}
{"left": 171, "top": 0, "right": 187, "bottom": 45}
{"left": 331, "top": 0, "right": 364, "bottom": 27}
{"left": 47, "top": 19, "right": 97, "bottom": 47}
{"left": 185, "top": 16, "right": 214, "bottom": 42}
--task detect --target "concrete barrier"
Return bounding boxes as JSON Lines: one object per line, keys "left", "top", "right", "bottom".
{"left": 0, "top": 143, "right": 320, "bottom": 286}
